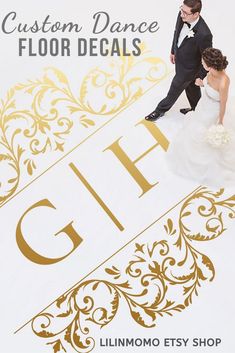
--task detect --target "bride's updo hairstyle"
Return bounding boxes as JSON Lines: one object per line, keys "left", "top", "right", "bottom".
{"left": 202, "top": 48, "right": 228, "bottom": 71}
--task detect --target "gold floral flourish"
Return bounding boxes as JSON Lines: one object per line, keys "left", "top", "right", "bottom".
{"left": 31, "top": 187, "right": 235, "bottom": 353}
{"left": 0, "top": 44, "right": 168, "bottom": 205}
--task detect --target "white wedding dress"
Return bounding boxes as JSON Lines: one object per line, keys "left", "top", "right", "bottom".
{"left": 167, "top": 77, "right": 235, "bottom": 188}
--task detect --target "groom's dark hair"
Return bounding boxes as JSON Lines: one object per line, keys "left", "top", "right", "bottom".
{"left": 183, "top": 0, "right": 202, "bottom": 14}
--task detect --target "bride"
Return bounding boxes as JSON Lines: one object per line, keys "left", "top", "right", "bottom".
{"left": 167, "top": 47, "right": 235, "bottom": 188}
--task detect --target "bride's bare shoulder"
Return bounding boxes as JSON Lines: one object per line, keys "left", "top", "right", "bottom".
{"left": 219, "top": 73, "right": 230, "bottom": 91}
{"left": 221, "top": 73, "right": 230, "bottom": 86}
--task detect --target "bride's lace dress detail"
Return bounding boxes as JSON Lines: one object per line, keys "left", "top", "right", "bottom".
{"left": 167, "top": 77, "right": 235, "bottom": 188}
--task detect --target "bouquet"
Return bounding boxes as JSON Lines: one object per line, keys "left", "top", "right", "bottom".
{"left": 206, "top": 124, "right": 230, "bottom": 148}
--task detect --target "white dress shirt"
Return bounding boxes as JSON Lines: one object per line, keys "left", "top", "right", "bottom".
{"left": 177, "top": 17, "right": 200, "bottom": 47}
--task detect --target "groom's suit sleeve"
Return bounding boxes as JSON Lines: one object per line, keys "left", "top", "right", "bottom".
{"left": 171, "top": 13, "right": 181, "bottom": 55}
{"left": 197, "top": 32, "right": 213, "bottom": 79}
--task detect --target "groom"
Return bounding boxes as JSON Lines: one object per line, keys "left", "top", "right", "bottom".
{"left": 145, "top": 0, "right": 212, "bottom": 121}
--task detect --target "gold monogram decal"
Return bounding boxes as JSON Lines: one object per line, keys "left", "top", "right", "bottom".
{"left": 31, "top": 187, "right": 234, "bottom": 353}
{"left": 0, "top": 44, "right": 169, "bottom": 205}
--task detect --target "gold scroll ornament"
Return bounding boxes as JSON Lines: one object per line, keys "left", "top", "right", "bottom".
{"left": 31, "top": 187, "right": 235, "bottom": 353}
{"left": 0, "top": 44, "right": 169, "bottom": 206}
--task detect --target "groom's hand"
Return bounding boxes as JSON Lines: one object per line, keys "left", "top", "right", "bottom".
{"left": 195, "top": 78, "right": 204, "bottom": 87}
{"left": 170, "top": 53, "right": 175, "bottom": 64}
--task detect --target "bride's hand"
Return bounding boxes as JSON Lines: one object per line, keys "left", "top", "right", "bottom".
{"left": 170, "top": 53, "right": 175, "bottom": 64}
{"left": 195, "top": 78, "right": 204, "bottom": 87}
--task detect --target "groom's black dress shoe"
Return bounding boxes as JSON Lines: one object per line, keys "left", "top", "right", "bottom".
{"left": 145, "top": 110, "right": 165, "bottom": 121}
{"left": 180, "top": 108, "right": 194, "bottom": 115}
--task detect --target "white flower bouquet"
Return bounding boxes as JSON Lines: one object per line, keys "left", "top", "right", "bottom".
{"left": 206, "top": 124, "right": 230, "bottom": 148}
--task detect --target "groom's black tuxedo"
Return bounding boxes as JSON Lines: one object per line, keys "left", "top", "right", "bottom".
{"left": 156, "top": 13, "right": 212, "bottom": 113}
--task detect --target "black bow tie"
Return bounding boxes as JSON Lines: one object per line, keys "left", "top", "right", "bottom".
{"left": 185, "top": 22, "right": 191, "bottom": 28}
